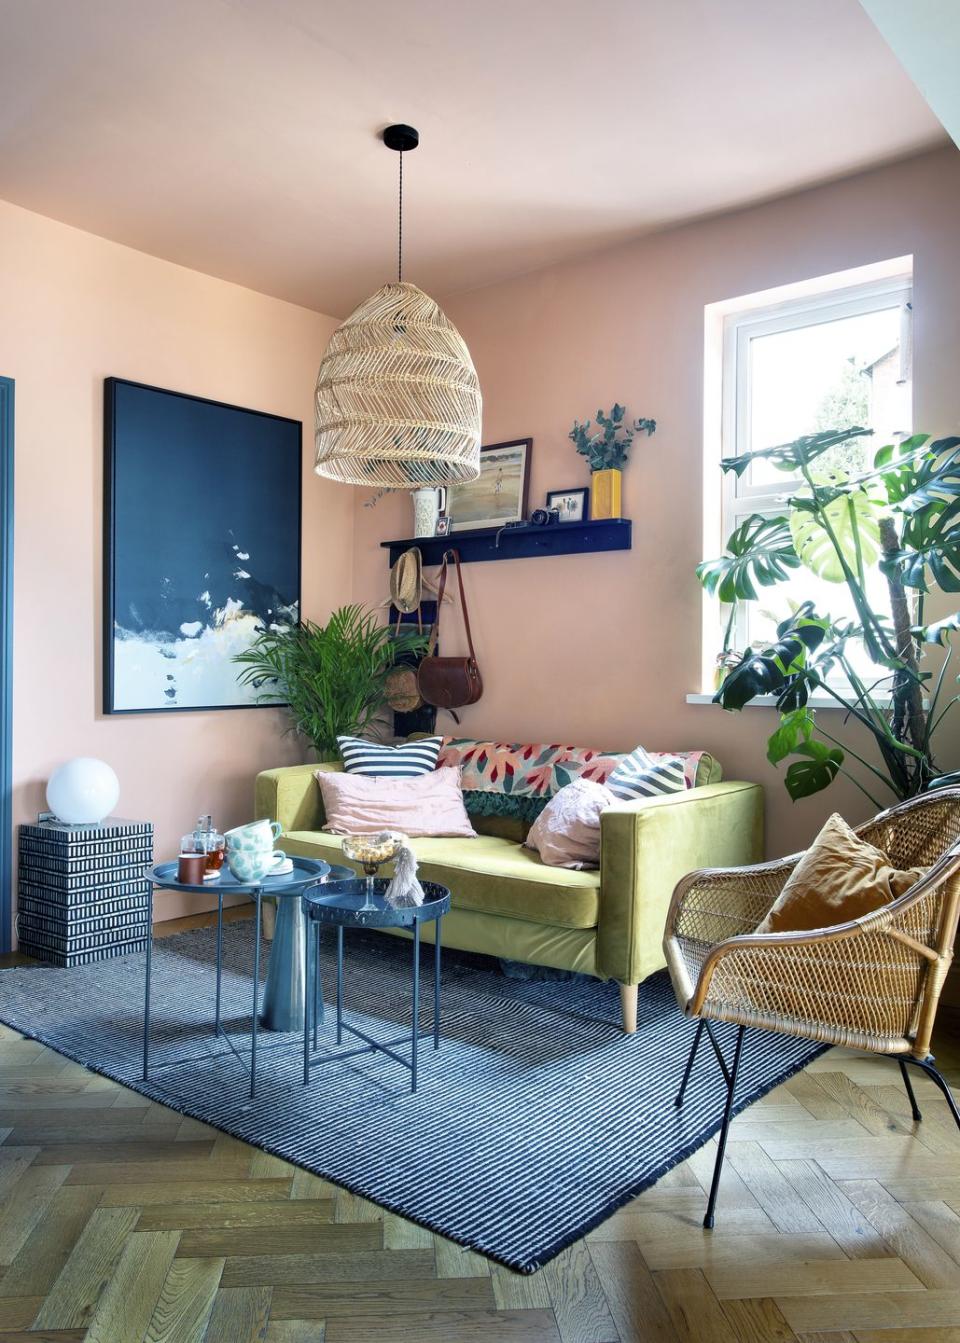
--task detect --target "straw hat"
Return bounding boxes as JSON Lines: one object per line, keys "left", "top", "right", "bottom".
{"left": 389, "top": 547, "right": 423, "bottom": 614}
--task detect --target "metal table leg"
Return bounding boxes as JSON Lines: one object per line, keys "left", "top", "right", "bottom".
{"left": 214, "top": 891, "right": 223, "bottom": 1035}
{"left": 313, "top": 921, "right": 321, "bottom": 1050}
{"left": 434, "top": 916, "right": 441, "bottom": 1050}
{"left": 336, "top": 925, "right": 343, "bottom": 1046}
{"left": 303, "top": 916, "right": 312, "bottom": 1085}
{"left": 250, "top": 887, "right": 262, "bottom": 1099}
{"left": 411, "top": 919, "right": 420, "bottom": 1093}
{"left": 142, "top": 884, "right": 153, "bottom": 1081}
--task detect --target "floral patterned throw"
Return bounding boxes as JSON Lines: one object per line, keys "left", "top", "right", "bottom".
{"left": 439, "top": 739, "right": 713, "bottom": 798}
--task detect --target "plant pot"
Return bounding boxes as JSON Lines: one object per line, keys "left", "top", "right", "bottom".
{"left": 591, "top": 468, "right": 622, "bottom": 520}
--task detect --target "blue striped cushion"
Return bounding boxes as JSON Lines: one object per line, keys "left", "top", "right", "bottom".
{"left": 606, "top": 747, "right": 687, "bottom": 801}
{"left": 336, "top": 735, "right": 443, "bottom": 778}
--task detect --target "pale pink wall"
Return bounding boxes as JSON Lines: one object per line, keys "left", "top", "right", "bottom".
{"left": 0, "top": 200, "right": 345, "bottom": 928}
{"left": 352, "top": 147, "right": 960, "bottom": 858}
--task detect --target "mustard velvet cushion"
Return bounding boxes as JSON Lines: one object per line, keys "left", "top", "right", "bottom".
{"left": 282, "top": 830, "right": 601, "bottom": 930}
{"left": 756, "top": 812, "right": 924, "bottom": 935}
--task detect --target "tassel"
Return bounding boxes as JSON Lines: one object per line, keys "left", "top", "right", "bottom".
{"left": 384, "top": 843, "right": 425, "bottom": 907}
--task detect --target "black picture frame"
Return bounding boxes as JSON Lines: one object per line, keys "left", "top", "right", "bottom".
{"left": 103, "top": 378, "right": 302, "bottom": 714}
{"left": 546, "top": 486, "right": 590, "bottom": 524}
{"left": 447, "top": 438, "right": 532, "bottom": 532}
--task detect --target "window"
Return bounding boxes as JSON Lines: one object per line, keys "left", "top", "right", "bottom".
{"left": 709, "top": 261, "right": 913, "bottom": 687}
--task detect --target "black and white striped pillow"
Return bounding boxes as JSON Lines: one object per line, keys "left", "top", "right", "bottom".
{"left": 336, "top": 735, "right": 443, "bottom": 778}
{"left": 606, "top": 747, "right": 687, "bottom": 801}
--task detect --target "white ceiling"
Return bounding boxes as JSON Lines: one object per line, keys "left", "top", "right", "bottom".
{"left": 860, "top": 0, "right": 960, "bottom": 151}
{"left": 0, "top": 0, "right": 947, "bottom": 317}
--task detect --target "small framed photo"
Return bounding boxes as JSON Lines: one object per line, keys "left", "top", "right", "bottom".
{"left": 435, "top": 515, "right": 451, "bottom": 537}
{"left": 546, "top": 487, "right": 589, "bottom": 524}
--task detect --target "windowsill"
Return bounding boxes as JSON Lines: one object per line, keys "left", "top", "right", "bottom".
{"left": 686, "top": 692, "right": 911, "bottom": 710}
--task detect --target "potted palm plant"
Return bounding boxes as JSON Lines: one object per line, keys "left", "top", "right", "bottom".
{"left": 233, "top": 604, "right": 428, "bottom": 758}
{"left": 568, "top": 404, "right": 656, "bottom": 519}
{"left": 698, "top": 427, "right": 960, "bottom": 805}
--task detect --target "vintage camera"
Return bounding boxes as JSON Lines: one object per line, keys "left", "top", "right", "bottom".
{"left": 529, "top": 507, "right": 560, "bottom": 526}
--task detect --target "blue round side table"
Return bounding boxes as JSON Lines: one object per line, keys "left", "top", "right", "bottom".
{"left": 145, "top": 856, "right": 349, "bottom": 1098}
{"left": 302, "top": 877, "right": 451, "bottom": 1093}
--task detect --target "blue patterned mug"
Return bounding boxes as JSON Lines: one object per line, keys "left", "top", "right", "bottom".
{"left": 224, "top": 819, "right": 282, "bottom": 853}
{"left": 226, "top": 846, "right": 286, "bottom": 883}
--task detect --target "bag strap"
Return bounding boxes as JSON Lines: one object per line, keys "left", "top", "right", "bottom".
{"left": 426, "top": 549, "right": 476, "bottom": 659}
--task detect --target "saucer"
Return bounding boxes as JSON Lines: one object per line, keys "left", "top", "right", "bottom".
{"left": 269, "top": 857, "right": 294, "bottom": 876}
{"left": 203, "top": 870, "right": 222, "bottom": 882}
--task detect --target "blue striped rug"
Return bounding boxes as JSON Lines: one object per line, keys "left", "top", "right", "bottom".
{"left": 0, "top": 920, "right": 824, "bottom": 1272}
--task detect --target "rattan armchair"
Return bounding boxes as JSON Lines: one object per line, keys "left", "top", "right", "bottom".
{"left": 663, "top": 789, "right": 960, "bottom": 1228}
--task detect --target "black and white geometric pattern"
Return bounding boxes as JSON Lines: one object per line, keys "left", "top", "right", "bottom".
{"left": 17, "top": 816, "right": 153, "bottom": 966}
{"left": 0, "top": 921, "right": 824, "bottom": 1272}
{"left": 337, "top": 735, "right": 443, "bottom": 777}
{"left": 607, "top": 747, "right": 687, "bottom": 801}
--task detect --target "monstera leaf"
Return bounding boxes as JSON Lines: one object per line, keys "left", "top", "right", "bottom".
{"left": 913, "top": 610, "right": 960, "bottom": 646}
{"left": 697, "top": 514, "right": 800, "bottom": 603}
{"left": 784, "top": 741, "right": 844, "bottom": 800}
{"left": 714, "top": 610, "right": 828, "bottom": 711}
{"left": 789, "top": 486, "right": 881, "bottom": 583}
{"left": 766, "top": 707, "right": 816, "bottom": 766}
{"left": 878, "top": 435, "right": 960, "bottom": 511}
{"left": 896, "top": 501, "right": 960, "bottom": 592}
{"left": 720, "top": 427, "right": 870, "bottom": 480}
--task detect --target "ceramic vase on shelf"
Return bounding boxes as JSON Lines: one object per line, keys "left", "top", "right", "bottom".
{"left": 412, "top": 486, "right": 446, "bottom": 538}
{"left": 590, "top": 468, "right": 622, "bottom": 520}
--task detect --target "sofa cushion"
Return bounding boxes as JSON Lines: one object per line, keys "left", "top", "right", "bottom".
{"left": 314, "top": 766, "right": 475, "bottom": 837}
{"left": 439, "top": 738, "right": 720, "bottom": 798}
{"left": 337, "top": 734, "right": 442, "bottom": 777}
{"left": 283, "top": 830, "right": 601, "bottom": 930}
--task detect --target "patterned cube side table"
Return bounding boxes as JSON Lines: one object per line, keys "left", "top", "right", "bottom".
{"left": 17, "top": 814, "right": 153, "bottom": 966}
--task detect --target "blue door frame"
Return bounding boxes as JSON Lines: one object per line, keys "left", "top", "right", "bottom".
{"left": 0, "top": 378, "right": 13, "bottom": 954}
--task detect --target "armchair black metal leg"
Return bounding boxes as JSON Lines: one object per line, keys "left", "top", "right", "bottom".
{"left": 704, "top": 1025, "right": 745, "bottom": 1230}
{"left": 909, "top": 1056, "right": 960, "bottom": 1133}
{"left": 675, "top": 1018, "right": 704, "bottom": 1107}
{"left": 898, "top": 1057, "right": 922, "bottom": 1121}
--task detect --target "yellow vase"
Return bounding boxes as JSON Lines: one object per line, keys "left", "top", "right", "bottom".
{"left": 591, "top": 468, "right": 622, "bottom": 520}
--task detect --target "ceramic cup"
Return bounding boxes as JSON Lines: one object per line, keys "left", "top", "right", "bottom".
{"left": 224, "top": 819, "right": 282, "bottom": 852}
{"left": 177, "top": 852, "right": 207, "bottom": 884}
{"left": 226, "top": 846, "right": 287, "bottom": 883}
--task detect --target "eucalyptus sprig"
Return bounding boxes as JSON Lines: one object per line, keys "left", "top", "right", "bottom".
{"left": 569, "top": 403, "right": 657, "bottom": 472}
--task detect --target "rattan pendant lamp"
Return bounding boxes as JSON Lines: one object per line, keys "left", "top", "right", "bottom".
{"left": 314, "top": 124, "right": 482, "bottom": 488}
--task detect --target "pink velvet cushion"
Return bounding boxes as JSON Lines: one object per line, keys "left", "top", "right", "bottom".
{"left": 524, "top": 778, "right": 617, "bottom": 869}
{"left": 314, "top": 766, "right": 476, "bottom": 838}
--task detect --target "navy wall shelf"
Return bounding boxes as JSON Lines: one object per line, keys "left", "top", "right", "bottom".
{"left": 382, "top": 518, "right": 631, "bottom": 567}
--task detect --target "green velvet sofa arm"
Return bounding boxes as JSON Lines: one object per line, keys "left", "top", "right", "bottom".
{"left": 255, "top": 761, "right": 343, "bottom": 835}
{"left": 597, "top": 781, "right": 764, "bottom": 986}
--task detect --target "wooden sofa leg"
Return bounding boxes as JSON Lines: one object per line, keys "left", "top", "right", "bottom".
{"left": 619, "top": 982, "right": 638, "bottom": 1033}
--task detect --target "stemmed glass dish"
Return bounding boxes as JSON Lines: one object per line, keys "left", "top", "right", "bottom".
{"left": 341, "top": 832, "right": 404, "bottom": 912}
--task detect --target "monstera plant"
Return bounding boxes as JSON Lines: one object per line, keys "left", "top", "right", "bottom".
{"left": 698, "top": 427, "right": 960, "bottom": 806}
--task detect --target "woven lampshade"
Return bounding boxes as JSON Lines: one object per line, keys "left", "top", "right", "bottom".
{"left": 314, "top": 281, "right": 482, "bottom": 488}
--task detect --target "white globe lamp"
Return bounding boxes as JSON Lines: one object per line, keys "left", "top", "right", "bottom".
{"left": 46, "top": 757, "right": 120, "bottom": 826}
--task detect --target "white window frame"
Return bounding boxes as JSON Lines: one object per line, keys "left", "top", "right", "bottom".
{"left": 717, "top": 266, "right": 913, "bottom": 670}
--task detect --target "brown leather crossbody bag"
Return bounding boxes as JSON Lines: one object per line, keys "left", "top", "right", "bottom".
{"left": 417, "top": 549, "right": 483, "bottom": 711}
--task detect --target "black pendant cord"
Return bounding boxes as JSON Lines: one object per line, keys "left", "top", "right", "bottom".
{"left": 382, "top": 123, "right": 418, "bottom": 284}
{"left": 398, "top": 149, "right": 403, "bottom": 283}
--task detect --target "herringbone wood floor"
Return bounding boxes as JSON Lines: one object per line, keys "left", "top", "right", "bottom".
{"left": 1, "top": 912, "right": 960, "bottom": 1341}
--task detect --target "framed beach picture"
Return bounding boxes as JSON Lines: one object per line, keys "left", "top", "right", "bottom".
{"left": 447, "top": 438, "right": 531, "bottom": 531}
{"left": 103, "top": 378, "right": 301, "bottom": 713}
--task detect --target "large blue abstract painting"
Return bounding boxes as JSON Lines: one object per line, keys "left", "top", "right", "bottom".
{"left": 104, "top": 379, "right": 301, "bottom": 713}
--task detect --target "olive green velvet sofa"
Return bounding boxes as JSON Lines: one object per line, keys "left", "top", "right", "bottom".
{"left": 255, "top": 755, "right": 763, "bottom": 1032}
